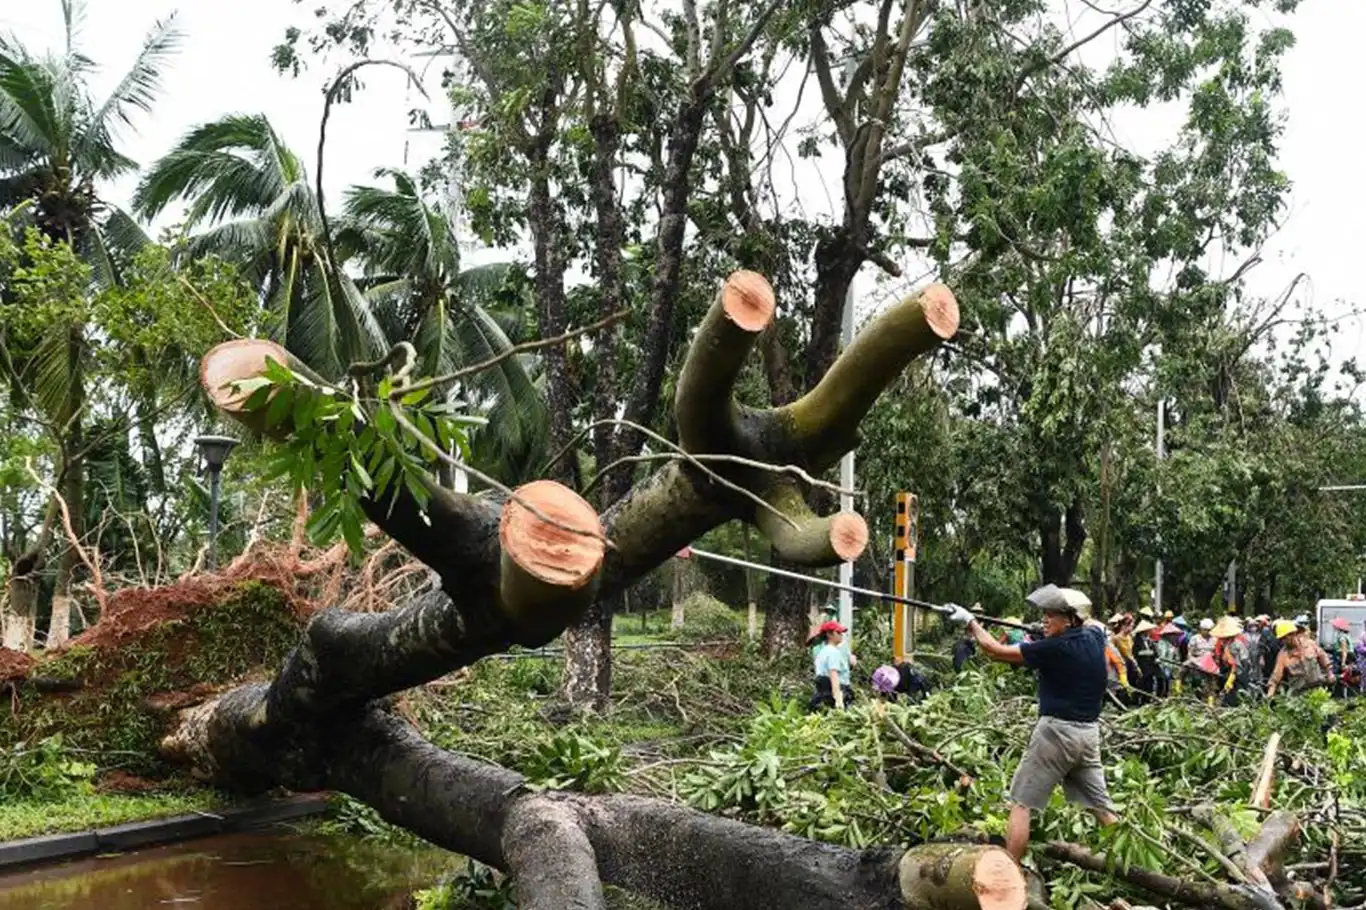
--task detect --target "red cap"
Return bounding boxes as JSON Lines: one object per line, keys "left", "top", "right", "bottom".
{"left": 1331, "top": 617, "right": 1351, "bottom": 632}
{"left": 818, "top": 620, "right": 847, "bottom": 635}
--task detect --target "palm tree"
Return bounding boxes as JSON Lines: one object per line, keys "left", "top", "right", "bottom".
{"left": 0, "top": 0, "right": 172, "bottom": 281}
{"left": 337, "top": 168, "right": 547, "bottom": 480}
{"left": 133, "top": 113, "right": 386, "bottom": 378}
{"left": 0, "top": 1, "right": 178, "bottom": 647}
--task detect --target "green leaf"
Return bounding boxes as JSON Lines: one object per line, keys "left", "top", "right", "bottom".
{"left": 243, "top": 383, "right": 274, "bottom": 412}
{"left": 340, "top": 502, "right": 365, "bottom": 556}
{"left": 401, "top": 386, "right": 431, "bottom": 407}
{"left": 264, "top": 384, "right": 295, "bottom": 429}
{"left": 350, "top": 453, "right": 374, "bottom": 489}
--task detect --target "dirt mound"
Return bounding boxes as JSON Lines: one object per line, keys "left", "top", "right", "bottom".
{"left": 3, "top": 574, "right": 308, "bottom": 777}
{"left": 0, "top": 647, "right": 35, "bottom": 681}
{"left": 70, "top": 547, "right": 330, "bottom": 651}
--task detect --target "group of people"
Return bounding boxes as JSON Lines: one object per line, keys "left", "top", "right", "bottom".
{"left": 805, "top": 587, "right": 1363, "bottom": 864}
{"left": 1097, "top": 609, "right": 1361, "bottom": 705}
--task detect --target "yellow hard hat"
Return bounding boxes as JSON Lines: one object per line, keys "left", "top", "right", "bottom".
{"left": 1273, "top": 620, "right": 1298, "bottom": 640}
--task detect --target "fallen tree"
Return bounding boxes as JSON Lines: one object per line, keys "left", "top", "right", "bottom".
{"left": 158, "top": 272, "right": 1036, "bottom": 909}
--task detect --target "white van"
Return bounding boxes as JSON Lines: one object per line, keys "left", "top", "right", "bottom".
{"left": 1314, "top": 596, "right": 1366, "bottom": 648}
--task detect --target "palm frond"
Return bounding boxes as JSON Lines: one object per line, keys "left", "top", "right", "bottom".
{"left": 0, "top": 49, "right": 61, "bottom": 157}
{"left": 182, "top": 217, "right": 274, "bottom": 262}
{"left": 61, "top": 0, "right": 86, "bottom": 58}
{"left": 133, "top": 114, "right": 291, "bottom": 222}
{"left": 76, "top": 13, "right": 182, "bottom": 167}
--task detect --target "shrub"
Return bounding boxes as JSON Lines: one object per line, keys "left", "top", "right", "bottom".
{"left": 674, "top": 592, "right": 743, "bottom": 642}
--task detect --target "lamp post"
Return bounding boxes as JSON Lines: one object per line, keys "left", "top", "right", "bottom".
{"left": 195, "top": 435, "right": 238, "bottom": 570}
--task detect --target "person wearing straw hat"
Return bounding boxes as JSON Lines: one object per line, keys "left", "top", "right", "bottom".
{"left": 1267, "top": 620, "right": 1334, "bottom": 698}
{"left": 1210, "top": 615, "right": 1256, "bottom": 706}
{"left": 946, "top": 585, "right": 1117, "bottom": 861}
{"left": 1131, "top": 618, "right": 1161, "bottom": 702}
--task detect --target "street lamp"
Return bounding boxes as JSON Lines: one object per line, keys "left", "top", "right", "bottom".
{"left": 195, "top": 434, "right": 238, "bottom": 570}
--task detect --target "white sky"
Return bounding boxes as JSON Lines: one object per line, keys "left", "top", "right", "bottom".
{"left": 4, "top": 0, "right": 1364, "bottom": 373}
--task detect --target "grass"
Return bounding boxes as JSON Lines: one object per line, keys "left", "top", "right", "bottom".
{"left": 0, "top": 790, "right": 226, "bottom": 841}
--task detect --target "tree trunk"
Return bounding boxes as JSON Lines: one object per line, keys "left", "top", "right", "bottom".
{"left": 557, "top": 111, "right": 629, "bottom": 715}
{"left": 2, "top": 496, "right": 57, "bottom": 652}
{"left": 1039, "top": 496, "right": 1086, "bottom": 587}
{"left": 180, "top": 275, "right": 958, "bottom": 907}
{"left": 47, "top": 426, "right": 85, "bottom": 648}
{"left": 760, "top": 564, "right": 811, "bottom": 658}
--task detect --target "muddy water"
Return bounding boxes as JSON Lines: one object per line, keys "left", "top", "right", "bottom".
{"left": 0, "top": 831, "right": 457, "bottom": 910}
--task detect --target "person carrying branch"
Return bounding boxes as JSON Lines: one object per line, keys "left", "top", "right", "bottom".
{"left": 947, "top": 585, "right": 1118, "bottom": 862}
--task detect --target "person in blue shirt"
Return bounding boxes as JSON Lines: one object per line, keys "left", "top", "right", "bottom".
{"left": 947, "top": 584, "right": 1118, "bottom": 862}
{"left": 808, "top": 620, "right": 853, "bottom": 711}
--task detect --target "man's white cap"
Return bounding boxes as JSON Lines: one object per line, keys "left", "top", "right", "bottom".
{"left": 1199, "top": 618, "right": 1215, "bottom": 631}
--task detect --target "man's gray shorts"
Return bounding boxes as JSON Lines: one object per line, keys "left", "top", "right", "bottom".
{"left": 1009, "top": 715, "right": 1114, "bottom": 812}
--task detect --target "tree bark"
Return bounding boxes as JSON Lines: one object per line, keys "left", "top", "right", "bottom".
{"left": 48, "top": 423, "right": 85, "bottom": 648}
{"left": 559, "top": 110, "right": 629, "bottom": 714}
{"left": 180, "top": 273, "right": 960, "bottom": 907}
{"left": 2, "top": 495, "right": 57, "bottom": 652}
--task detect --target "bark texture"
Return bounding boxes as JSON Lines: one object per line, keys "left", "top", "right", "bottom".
{"left": 179, "top": 273, "right": 964, "bottom": 908}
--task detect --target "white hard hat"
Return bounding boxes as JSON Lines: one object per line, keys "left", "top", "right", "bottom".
{"left": 1199, "top": 618, "right": 1215, "bottom": 631}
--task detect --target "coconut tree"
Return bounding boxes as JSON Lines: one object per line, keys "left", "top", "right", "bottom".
{"left": 337, "top": 168, "right": 547, "bottom": 482}
{"left": 0, "top": 0, "right": 170, "bottom": 278}
{"left": 0, "top": 1, "right": 179, "bottom": 647}
{"left": 133, "top": 113, "right": 386, "bottom": 378}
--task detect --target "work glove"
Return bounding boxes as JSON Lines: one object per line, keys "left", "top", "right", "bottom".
{"left": 944, "top": 603, "right": 975, "bottom": 625}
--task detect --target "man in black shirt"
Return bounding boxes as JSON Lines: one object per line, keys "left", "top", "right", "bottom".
{"left": 949, "top": 584, "right": 1118, "bottom": 861}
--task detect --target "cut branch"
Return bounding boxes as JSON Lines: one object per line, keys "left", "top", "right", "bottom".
{"left": 675, "top": 270, "right": 776, "bottom": 453}
{"left": 322, "top": 710, "right": 1028, "bottom": 910}
{"left": 754, "top": 480, "right": 869, "bottom": 566}
{"left": 781, "top": 284, "right": 958, "bottom": 470}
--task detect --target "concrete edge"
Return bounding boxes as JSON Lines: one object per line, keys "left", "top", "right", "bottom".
{"left": 0, "top": 792, "right": 332, "bottom": 872}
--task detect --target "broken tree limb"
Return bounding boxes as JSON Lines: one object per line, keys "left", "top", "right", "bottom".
{"left": 1193, "top": 805, "right": 1262, "bottom": 887}
{"left": 1042, "top": 842, "right": 1285, "bottom": 910}
{"left": 171, "top": 270, "right": 971, "bottom": 906}
{"left": 883, "top": 715, "right": 974, "bottom": 788}
{"left": 1252, "top": 733, "right": 1281, "bottom": 810}
{"left": 502, "top": 799, "right": 608, "bottom": 910}
{"left": 1245, "top": 811, "right": 1300, "bottom": 886}
{"left": 754, "top": 479, "right": 869, "bottom": 566}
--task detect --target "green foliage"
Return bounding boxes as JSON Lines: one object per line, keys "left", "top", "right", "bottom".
{"left": 523, "top": 730, "right": 625, "bottom": 794}
{"left": 0, "top": 735, "right": 96, "bottom": 800}
{"left": 415, "top": 863, "right": 517, "bottom": 910}
{"left": 318, "top": 792, "right": 430, "bottom": 847}
{"left": 240, "top": 357, "right": 480, "bottom": 555}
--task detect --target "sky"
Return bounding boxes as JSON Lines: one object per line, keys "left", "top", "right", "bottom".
{"left": 4, "top": 0, "right": 1365, "bottom": 368}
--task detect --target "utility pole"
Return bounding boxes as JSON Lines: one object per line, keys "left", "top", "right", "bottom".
{"left": 837, "top": 284, "right": 856, "bottom": 635}
{"left": 1154, "top": 399, "right": 1164, "bottom": 615}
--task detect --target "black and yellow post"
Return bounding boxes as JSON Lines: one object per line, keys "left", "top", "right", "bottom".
{"left": 892, "top": 492, "right": 918, "bottom": 662}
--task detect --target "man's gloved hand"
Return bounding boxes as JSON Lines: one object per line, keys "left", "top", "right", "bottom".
{"left": 944, "top": 603, "right": 975, "bottom": 625}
